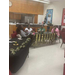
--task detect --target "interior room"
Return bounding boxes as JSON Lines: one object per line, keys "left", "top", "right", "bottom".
{"left": 9, "top": 0, "right": 65, "bottom": 75}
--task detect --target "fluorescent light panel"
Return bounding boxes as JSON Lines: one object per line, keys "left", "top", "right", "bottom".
{"left": 32, "top": 0, "right": 50, "bottom": 4}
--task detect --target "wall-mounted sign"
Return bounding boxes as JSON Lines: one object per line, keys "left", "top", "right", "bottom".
{"left": 9, "top": 1, "right": 12, "bottom": 7}
{"left": 46, "top": 9, "right": 53, "bottom": 24}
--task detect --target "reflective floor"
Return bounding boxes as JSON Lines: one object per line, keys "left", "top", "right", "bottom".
{"left": 12, "top": 40, "right": 65, "bottom": 75}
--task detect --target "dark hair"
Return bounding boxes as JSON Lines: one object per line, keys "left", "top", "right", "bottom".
{"left": 28, "top": 23, "right": 30, "bottom": 26}
{"left": 27, "top": 23, "right": 30, "bottom": 28}
{"left": 16, "top": 25, "right": 23, "bottom": 34}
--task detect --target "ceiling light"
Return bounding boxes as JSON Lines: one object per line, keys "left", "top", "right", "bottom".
{"left": 32, "top": 0, "right": 50, "bottom": 4}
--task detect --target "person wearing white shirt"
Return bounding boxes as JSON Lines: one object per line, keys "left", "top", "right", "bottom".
{"left": 16, "top": 25, "right": 29, "bottom": 38}
{"left": 25, "top": 25, "right": 33, "bottom": 35}
{"left": 20, "top": 30, "right": 29, "bottom": 37}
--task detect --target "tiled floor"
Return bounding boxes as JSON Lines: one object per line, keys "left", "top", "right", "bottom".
{"left": 12, "top": 40, "right": 65, "bottom": 75}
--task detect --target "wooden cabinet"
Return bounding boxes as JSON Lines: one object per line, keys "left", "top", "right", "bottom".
{"left": 34, "top": 15, "right": 38, "bottom": 23}
{"left": 9, "top": 0, "right": 44, "bottom": 15}
{"left": 9, "top": 13, "right": 21, "bottom": 20}
{"left": 14, "top": 14, "right": 21, "bottom": 20}
{"left": 9, "top": 25, "right": 17, "bottom": 38}
{"left": 9, "top": 13, "right": 14, "bottom": 19}
{"left": 37, "top": 3, "right": 44, "bottom": 15}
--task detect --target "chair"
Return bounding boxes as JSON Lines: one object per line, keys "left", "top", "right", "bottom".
{"left": 11, "top": 32, "right": 17, "bottom": 38}
{"left": 33, "top": 28, "right": 36, "bottom": 32}
{"left": 9, "top": 70, "right": 12, "bottom": 75}
{"left": 58, "top": 30, "right": 62, "bottom": 43}
{"left": 13, "top": 31, "right": 16, "bottom": 33}
{"left": 62, "top": 28, "right": 65, "bottom": 32}
{"left": 59, "top": 30, "right": 62, "bottom": 38}
{"left": 60, "top": 32, "right": 65, "bottom": 47}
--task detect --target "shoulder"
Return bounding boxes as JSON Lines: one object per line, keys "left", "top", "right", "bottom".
{"left": 56, "top": 28, "right": 59, "bottom": 30}
{"left": 30, "top": 28, "right": 32, "bottom": 30}
{"left": 20, "top": 30, "right": 23, "bottom": 32}
{"left": 25, "top": 28, "right": 28, "bottom": 29}
{"left": 25, "top": 28, "right": 28, "bottom": 30}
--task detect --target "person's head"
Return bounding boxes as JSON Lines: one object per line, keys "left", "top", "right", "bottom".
{"left": 25, "top": 28, "right": 28, "bottom": 33}
{"left": 28, "top": 24, "right": 30, "bottom": 29}
{"left": 16, "top": 25, "right": 21, "bottom": 34}
{"left": 54, "top": 26, "right": 57, "bottom": 30}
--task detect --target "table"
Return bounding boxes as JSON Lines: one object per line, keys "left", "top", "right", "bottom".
{"left": 9, "top": 37, "right": 31, "bottom": 73}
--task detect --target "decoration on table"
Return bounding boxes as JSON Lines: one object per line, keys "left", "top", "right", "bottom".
{"left": 32, "top": 32, "right": 56, "bottom": 47}
{"left": 16, "top": 34, "right": 22, "bottom": 40}
{"left": 16, "top": 47, "right": 20, "bottom": 51}
{"left": 35, "top": 34, "right": 38, "bottom": 44}
{"left": 10, "top": 48, "right": 16, "bottom": 55}
{"left": 41, "top": 34, "right": 43, "bottom": 42}
{"left": 49, "top": 34, "right": 50, "bottom": 43}
{"left": 39, "top": 34, "right": 41, "bottom": 42}
{"left": 13, "top": 41, "right": 19, "bottom": 46}
{"left": 44, "top": 34, "right": 46, "bottom": 42}
{"left": 23, "top": 45, "right": 25, "bottom": 48}
{"left": 61, "top": 8, "right": 65, "bottom": 26}
{"left": 32, "top": 32, "right": 35, "bottom": 35}
{"left": 10, "top": 38, "right": 31, "bottom": 55}
{"left": 20, "top": 45, "right": 22, "bottom": 48}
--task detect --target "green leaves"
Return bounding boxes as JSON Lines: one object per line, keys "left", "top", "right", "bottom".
{"left": 23, "top": 45, "right": 25, "bottom": 48}
{"left": 10, "top": 48, "right": 16, "bottom": 55}
{"left": 10, "top": 38, "right": 31, "bottom": 55}
{"left": 20, "top": 45, "right": 22, "bottom": 48}
{"left": 22, "top": 42, "right": 25, "bottom": 45}
{"left": 16, "top": 47, "right": 20, "bottom": 51}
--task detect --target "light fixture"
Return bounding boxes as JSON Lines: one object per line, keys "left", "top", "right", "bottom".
{"left": 32, "top": 0, "right": 50, "bottom": 4}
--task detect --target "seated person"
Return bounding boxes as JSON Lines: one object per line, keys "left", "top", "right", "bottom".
{"left": 25, "top": 24, "right": 33, "bottom": 35}
{"left": 51, "top": 26, "right": 60, "bottom": 39}
{"left": 16, "top": 25, "right": 29, "bottom": 38}
{"left": 38, "top": 25, "right": 45, "bottom": 33}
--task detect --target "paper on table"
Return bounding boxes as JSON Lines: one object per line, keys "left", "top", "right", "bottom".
{"left": 9, "top": 41, "right": 13, "bottom": 43}
{"left": 9, "top": 38, "right": 11, "bottom": 40}
{"left": 18, "top": 38, "right": 22, "bottom": 40}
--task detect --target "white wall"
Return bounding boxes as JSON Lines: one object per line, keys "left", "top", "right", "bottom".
{"left": 43, "top": 1, "right": 65, "bottom": 25}
{"left": 38, "top": 15, "right": 44, "bottom": 24}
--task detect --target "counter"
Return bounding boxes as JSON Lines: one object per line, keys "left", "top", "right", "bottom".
{"left": 9, "top": 23, "right": 54, "bottom": 38}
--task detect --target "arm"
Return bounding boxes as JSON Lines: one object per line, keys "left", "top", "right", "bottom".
{"left": 20, "top": 30, "right": 28, "bottom": 37}
{"left": 31, "top": 28, "right": 33, "bottom": 32}
{"left": 43, "top": 28, "right": 45, "bottom": 32}
{"left": 51, "top": 28, "right": 54, "bottom": 33}
{"left": 56, "top": 28, "right": 60, "bottom": 37}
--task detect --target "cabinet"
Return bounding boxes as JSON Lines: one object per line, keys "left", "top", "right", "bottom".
{"left": 9, "top": 0, "right": 44, "bottom": 15}
{"left": 9, "top": 13, "right": 21, "bottom": 20}
{"left": 14, "top": 14, "right": 21, "bottom": 20}
{"left": 9, "top": 13, "right": 14, "bottom": 19}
